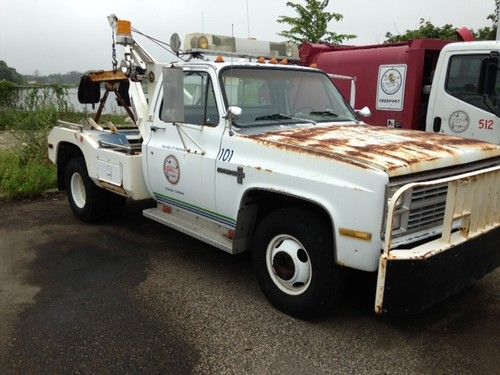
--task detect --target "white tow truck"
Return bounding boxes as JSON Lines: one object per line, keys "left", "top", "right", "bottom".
{"left": 48, "top": 16, "right": 500, "bottom": 319}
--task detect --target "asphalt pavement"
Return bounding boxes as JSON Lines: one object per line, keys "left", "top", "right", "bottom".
{"left": 0, "top": 194, "right": 498, "bottom": 374}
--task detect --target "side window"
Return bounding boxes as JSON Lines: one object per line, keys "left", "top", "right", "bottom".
{"left": 445, "top": 54, "right": 494, "bottom": 112}
{"left": 161, "top": 71, "right": 219, "bottom": 125}
{"left": 183, "top": 72, "right": 219, "bottom": 126}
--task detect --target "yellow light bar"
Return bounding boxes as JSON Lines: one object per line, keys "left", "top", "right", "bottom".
{"left": 184, "top": 33, "right": 299, "bottom": 61}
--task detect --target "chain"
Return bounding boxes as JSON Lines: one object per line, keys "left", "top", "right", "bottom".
{"left": 111, "top": 28, "right": 117, "bottom": 73}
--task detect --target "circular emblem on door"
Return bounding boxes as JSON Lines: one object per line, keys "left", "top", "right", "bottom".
{"left": 164, "top": 155, "right": 180, "bottom": 185}
{"left": 448, "top": 111, "right": 470, "bottom": 133}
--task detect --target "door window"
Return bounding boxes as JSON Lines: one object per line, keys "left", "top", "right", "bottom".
{"left": 445, "top": 54, "right": 499, "bottom": 113}
{"left": 160, "top": 71, "right": 219, "bottom": 125}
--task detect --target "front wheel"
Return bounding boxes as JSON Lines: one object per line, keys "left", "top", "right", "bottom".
{"left": 252, "top": 207, "right": 346, "bottom": 319}
{"left": 65, "top": 158, "right": 125, "bottom": 222}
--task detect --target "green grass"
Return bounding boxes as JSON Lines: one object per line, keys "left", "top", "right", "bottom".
{"left": 0, "top": 84, "right": 128, "bottom": 200}
{"left": 0, "top": 150, "right": 56, "bottom": 200}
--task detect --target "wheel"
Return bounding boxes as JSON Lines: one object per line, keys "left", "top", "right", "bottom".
{"left": 252, "top": 207, "right": 346, "bottom": 319}
{"left": 65, "top": 158, "right": 124, "bottom": 222}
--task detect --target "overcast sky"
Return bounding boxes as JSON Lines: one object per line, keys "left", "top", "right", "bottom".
{"left": 0, "top": 0, "right": 495, "bottom": 75}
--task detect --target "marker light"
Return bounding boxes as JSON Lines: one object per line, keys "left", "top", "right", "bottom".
{"left": 257, "top": 57, "right": 266, "bottom": 64}
{"left": 117, "top": 20, "right": 132, "bottom": 36}
{"left": 279, "top": 58, "right": 288, "bottom": 65}
{"left": 116, "top": 19, "right": 134, "bottom": 45}
{"left": 269, "top": 58, "right": 278, "bottom": 64}
{"left": 215, "top": 56, "right": 225, "bottom": 63}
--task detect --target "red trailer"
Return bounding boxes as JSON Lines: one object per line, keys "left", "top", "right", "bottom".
{"left": 300, "top": 39, "right": 452, "bottom": 130}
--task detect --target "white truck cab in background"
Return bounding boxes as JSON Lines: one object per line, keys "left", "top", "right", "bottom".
{"left": 426, "top": 41, "right": 500, "bottom": 144}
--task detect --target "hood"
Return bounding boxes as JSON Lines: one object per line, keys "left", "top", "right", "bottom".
{"left": 244, "top": 125, "right": 500, "bottom": 177}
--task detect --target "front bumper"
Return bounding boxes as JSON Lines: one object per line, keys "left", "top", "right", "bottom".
{"left": 375, "top": 226, "right": 499, "bottom": 315}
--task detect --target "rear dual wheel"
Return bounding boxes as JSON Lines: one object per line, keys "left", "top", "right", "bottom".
{"left": 253, "top": 207, "right": 346, "bottom": 319}
{"left": 65, "top": 158, "right": 125, "bottom": 222}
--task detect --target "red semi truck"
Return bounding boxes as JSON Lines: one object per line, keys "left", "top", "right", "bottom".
{"left": 300, "top": 33, "right": 500, "bottom": 144}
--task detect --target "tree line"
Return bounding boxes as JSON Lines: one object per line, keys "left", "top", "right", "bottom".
{"left": 0, "top": 61, "right": 84, "bottom": 86}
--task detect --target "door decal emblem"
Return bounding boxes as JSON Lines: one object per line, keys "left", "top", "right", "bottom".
{"left": 164, "top": 155, "right": 180, "bottom": 185}
{"left": 217, "top": 166, "right": 245, "bottom": 184}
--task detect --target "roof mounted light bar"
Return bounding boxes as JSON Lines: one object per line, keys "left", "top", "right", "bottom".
{"left": 184, "top": 33, "right": 299, "bottom": 61}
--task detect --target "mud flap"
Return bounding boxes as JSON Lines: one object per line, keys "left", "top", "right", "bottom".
{"left": 375, "top": 227, "right": 500, "bottom": 315}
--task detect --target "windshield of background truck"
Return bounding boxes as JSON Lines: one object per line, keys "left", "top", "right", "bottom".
{"left": 220, "top": 67, "right": 357, "bottom": 127}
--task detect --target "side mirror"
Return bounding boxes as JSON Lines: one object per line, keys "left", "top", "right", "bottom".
{"left": 161, "top": 66, "right": 185, "bottom": 123}
{"left": 224, "top": 106, "right": 242, "bottom": 121}
{"left": 355, "top": 106, "right": 371, "bottom": 118}
{"left": 478, "top": 54, "right": 498, "bottom": 96}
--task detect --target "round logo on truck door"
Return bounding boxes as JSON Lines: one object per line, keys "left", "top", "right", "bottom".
{"left": 448, "top": 111, "right": 470, "bottom": 133}
{"left": 164, "top": 155, "right": 180, "bottom": 185}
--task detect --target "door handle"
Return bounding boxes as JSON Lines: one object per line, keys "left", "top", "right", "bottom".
{"left": 151, "top": 125, "right": 166, "bottom": 132}
{"left": 433, "top": 117, "right": 442, "bottom": 132}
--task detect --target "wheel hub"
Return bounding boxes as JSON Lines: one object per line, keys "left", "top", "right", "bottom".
{"left": 266, "top": 235, "right": 312, "bottom": 295}
{"left": 70, "top": 172, "right": 86, "bottom": 209}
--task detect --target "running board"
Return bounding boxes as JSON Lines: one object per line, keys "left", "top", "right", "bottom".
{"left": 143, "top": 206, "right": 234, "bottom": 253}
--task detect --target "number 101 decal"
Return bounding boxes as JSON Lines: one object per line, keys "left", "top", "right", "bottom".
{"left": 217, "top": 148, "right": 234, "bottom": 162}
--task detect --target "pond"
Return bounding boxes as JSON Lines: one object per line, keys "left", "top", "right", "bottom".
{"left": 67, "top": 87, "right": 125, "bottom": 114}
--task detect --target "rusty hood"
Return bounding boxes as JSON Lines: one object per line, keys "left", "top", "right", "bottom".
{"left": 244, "top": 125, "right": 500, "bottom": 176}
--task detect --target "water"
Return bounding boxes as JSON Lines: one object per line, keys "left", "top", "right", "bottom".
{"left": 67, "top": 87, "right": 125, "bottom": 114}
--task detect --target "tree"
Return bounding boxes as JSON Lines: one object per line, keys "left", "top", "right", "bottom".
{"left": 0, "top": 60, "right": 24, "bottom": 84}
{"left": 385, "top": 19, "right": 459, "bottom": 43}
{"left": 277, "top": 0, "right": 356, "bottom": 44}
{"left": 475, "top": 0, "right": 499, "bottom": 40}
{"left": 385, "top": 0, "right": 500, "bottom": 43}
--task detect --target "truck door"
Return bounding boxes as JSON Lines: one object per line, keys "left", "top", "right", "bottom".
{"left": 427, "top": 51, "right": 500, "bottom": 144}
{"left": 145, "top": 69, "right": 224, "bottom": 219}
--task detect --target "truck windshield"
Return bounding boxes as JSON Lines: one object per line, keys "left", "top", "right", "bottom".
{"left": 220, "top": 67, "right": 357, "bottom": 127}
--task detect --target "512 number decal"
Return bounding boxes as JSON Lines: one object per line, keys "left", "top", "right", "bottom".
{"left": 479, "top": 119, "right": 494, "bottom": 130}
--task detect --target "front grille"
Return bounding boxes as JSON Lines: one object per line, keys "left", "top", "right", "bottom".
{"left": 407, "top": 184, "right": 448, "bottom": 231}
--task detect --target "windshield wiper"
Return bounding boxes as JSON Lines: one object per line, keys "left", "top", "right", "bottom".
{"left": 309, "top": 110, "right": 339, "bottom": 116}
{"left": 254, "top": 113, "right": 316, "bottom": 124}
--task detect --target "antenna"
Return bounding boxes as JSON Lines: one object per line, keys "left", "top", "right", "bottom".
{"left": 201, "top": 12, "right": 205, "bottom": 33}
{"left": 246, "top": 0, "right": 250, "bottom": 38}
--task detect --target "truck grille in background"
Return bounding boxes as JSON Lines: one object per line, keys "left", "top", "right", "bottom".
{"left": 406, "top": 184, "right": 448, "bottom": 232}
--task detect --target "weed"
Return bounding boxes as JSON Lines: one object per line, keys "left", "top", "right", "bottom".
{"left": 0, "top": 84, "right": 127, "bottom": 200}
{"left": 0, "top": 150, "right": 56, "bottom": 200}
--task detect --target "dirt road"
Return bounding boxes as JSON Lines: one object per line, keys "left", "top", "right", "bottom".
{"left": 0, "top": 195, "right": 498, "bottom": 374}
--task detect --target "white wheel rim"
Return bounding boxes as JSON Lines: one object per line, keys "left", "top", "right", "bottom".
{"left": 266, "top": 234, "right": 312, "bottom": 295}
{"left": 70, "top": 172, "right": 86, "bottom": 208}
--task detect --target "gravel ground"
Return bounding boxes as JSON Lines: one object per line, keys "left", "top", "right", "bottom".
{"left": 0, "top": 194, "right": 498, "bottom": 374}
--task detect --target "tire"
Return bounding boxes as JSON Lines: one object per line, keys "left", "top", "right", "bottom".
{"left": 252, "top": 207, "right": 346, "bottom": 319}
{"left": 65, "top": 157, "right": 123, "bottom": 222}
